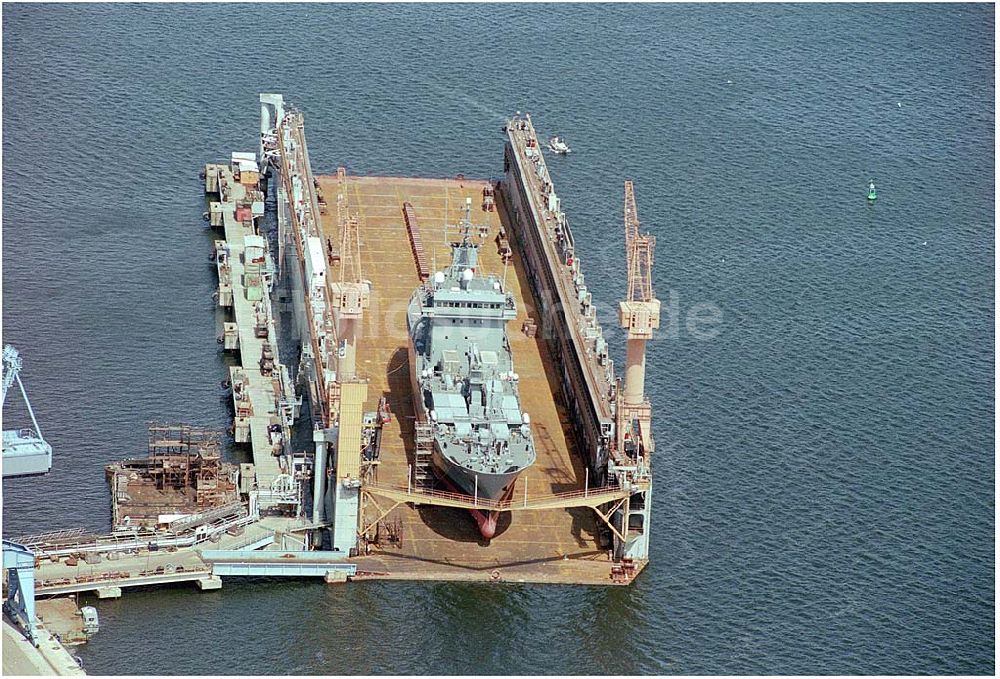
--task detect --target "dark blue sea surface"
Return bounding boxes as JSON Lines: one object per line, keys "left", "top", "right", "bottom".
{"left": 2, "top": 3, "right": 994, "bottom": 674}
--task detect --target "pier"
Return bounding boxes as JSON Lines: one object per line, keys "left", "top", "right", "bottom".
{"left": 19, "top": 516, "right": 340, "bottom": 599}
{"left": 205, "top": 159, "right": 302, "bottom": 514}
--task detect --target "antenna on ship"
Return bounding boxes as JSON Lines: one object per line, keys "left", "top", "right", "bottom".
{"left": 460, "top": 197, "right": 474, "bottom": 247}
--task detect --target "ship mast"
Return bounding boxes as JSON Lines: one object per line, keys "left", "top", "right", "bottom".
{"left": 448, "top": 198, "right": 481, "bottom": 275}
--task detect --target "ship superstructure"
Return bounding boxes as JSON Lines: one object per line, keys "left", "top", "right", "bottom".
{"left": 406, "top": 200, "right": 536, "bottom": 538}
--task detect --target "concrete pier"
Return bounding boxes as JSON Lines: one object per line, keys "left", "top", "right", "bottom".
{"left": 195, "top": 576, "right": 223, "bottom": 591}
{"left": 206, "top": 162, "right": 298, "bottom": 506}
{"left": 323, "top": 570, "right": 348, "bottom": 585}
{"left": 2, "top": 619, "right": 84, "bottom": 676}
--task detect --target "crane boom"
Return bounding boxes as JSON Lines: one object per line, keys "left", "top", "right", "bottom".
{"left": 1, "top": 345, "right": 22, "bottom": 410}
{"left": 627, "top": 234, "right": 655, "bottom": 304}
{"left": 624, "top": 180, "right": 640, "bottom": 250}
{"left": 624, "top": 181, "right": 655, "bottom": 304}
{"left": 340, "top": 212, "right": 363, "bottom": 287}
{"left": 618, "top": 182, "right": 661, "bottom": 415}
{"left": 328, "top": 190, "right": 370, "bottom": 382}
{"left": 2, "top": 344, "right": 47, "bottom": 442}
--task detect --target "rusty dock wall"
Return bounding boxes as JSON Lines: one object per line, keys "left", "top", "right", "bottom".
{"left": 501, "top": 114, "right": 654, "bottom": 562}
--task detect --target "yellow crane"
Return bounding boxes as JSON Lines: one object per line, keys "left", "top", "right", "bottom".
{"left": 329, "top": 199, "right": 369, "bottom": 382}
{"left": 328, "top": 190, "right": 370, "bottom": 489}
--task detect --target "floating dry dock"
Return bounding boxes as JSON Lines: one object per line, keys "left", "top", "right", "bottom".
{"left": 242, "top": 94, "right": 658, "bottom": 585}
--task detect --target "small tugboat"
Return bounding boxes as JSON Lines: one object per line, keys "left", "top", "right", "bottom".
{"left": 81, "top": 606, "right": 100, "bottom": 637}
{"left": 867, "top": 179, "right": 878, "bottom": 201}
{"left": 547, "top": 136, "right": 571, "bottom": 155}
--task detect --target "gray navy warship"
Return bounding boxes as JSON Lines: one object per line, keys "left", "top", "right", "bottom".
{"left": 407, "top": 200, "right": 536, "bottom": 538}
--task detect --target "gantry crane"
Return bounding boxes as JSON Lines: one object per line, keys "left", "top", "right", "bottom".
{"left": 616, "top": 181, "right": 660, "bottom": 457}
{"left": 2, "top": 345, "right": 53, "bottom": 476}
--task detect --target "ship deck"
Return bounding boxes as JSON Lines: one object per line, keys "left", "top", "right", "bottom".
{"left": 315, "top": 175, "right": 624, "bottom": 585}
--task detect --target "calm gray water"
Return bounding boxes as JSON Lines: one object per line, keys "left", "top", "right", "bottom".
{"left": 2, "top": 3, "right": 994, "bottom": 674}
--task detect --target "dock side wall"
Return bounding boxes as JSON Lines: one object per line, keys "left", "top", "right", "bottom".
{"left": 275, "top": 172, "right": 332, "bottom": 532}
{"left": 500, "top": 125, "right": 655, "bottom": 563}
{"left": 499, "top": 148, "right": 612, "bottom": 484}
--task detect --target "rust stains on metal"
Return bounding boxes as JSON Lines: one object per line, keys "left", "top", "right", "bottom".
{"left": 104, "top": 424, "right": 239, "bottom": 529}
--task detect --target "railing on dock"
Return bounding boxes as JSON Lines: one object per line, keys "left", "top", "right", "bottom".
{"left": 402, "top": 201, "right": 430, "bottom": 281}
{"left": 363, "top": 481, "right": 641, "bottom": 512}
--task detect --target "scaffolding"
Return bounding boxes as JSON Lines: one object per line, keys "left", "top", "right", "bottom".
{"left": 412, "top": 423, "right": 435, "bottom": 489}
{"left": 105, "top": 424, "right": 240, "bottom": 529}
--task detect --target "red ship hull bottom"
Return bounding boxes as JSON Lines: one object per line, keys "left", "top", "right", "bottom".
{"left": 434, "top": 471, "right": 513, "bottom": 540}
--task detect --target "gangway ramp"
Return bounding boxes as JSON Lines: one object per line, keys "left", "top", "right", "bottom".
{"left": 201, "top": 550, "right": 357, "bottom": 579}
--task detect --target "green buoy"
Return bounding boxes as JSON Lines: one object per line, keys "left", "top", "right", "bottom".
{"left": 867, "top": 180, "right": 878, "bottom": 201}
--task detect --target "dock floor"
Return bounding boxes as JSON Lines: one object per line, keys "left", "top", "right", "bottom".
{"left": 316, "top": 175, "right": 622, "bottom": 585}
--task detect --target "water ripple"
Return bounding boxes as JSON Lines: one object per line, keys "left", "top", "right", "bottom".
{"left": 2, "top": 3, "right": 993, "bottom": 675}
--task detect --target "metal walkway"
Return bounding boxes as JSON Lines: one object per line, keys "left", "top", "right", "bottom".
{"left": 206, "top": 161, "right": 300, "bottom": 508}
{"left": 201, "top": 550, "right": 357, "bottom": 578}
{"left": 32, "top": 525, "right": 277, "bottom": 596}
{"left": 362, "top": 482, "right": 640, "bottom": 512}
